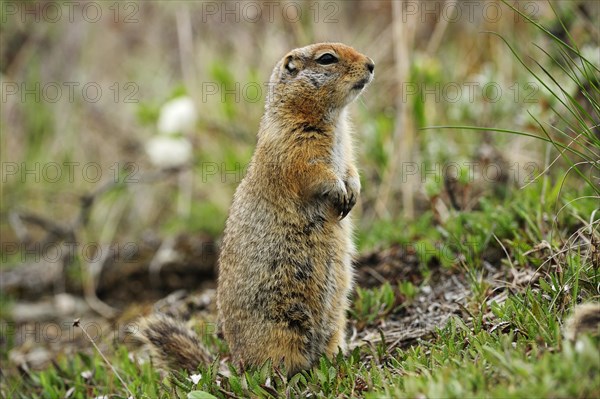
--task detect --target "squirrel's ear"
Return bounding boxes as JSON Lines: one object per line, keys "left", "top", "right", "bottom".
{"left": 283, "top": 55, "right": 298, "bottom": 74}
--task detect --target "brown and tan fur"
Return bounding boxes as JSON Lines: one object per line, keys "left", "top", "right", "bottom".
{"left": 564, "top": 302, "right": 600, "bottom": 341}
{"left": 140, "top": 43, "right": 374, "bottom": 376}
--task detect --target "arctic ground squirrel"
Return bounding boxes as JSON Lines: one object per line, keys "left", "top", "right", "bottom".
{"left": 140, "top": 42, "right": 374, "bottom": 376}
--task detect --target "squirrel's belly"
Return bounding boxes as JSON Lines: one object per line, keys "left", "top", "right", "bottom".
{"left": 218, "top": 200, "right": 352, "bottom": 352}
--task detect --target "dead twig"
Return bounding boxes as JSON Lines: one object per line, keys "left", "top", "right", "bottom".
{"left": 73, "top": 318, "right": 134, "bottom": 398}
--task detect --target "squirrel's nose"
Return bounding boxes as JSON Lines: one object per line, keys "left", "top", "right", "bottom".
{"left": 366, "top": 59, "right": 375, "bottom": 73}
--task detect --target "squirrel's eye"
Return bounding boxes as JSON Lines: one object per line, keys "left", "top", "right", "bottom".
{"left": 316, "top": 53, "right": 338, "bottom": 65}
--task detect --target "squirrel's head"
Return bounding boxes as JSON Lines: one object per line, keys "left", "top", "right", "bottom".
{"left": 267, "top": 43, "right": 374, "bottom": 118}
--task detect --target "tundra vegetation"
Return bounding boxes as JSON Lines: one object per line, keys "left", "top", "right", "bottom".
{"left": 1, "top": 1, "right": 598, "bottom": 398}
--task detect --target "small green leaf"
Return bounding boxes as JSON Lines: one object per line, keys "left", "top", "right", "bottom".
{"left": 328, "top": 366, "right": 337, "bottom": 381}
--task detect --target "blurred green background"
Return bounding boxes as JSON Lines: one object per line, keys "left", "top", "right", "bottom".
{"left": 3, "top": 0, "right": 597, "bottom": 250}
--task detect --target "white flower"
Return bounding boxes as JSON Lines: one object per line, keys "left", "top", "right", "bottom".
{"left": 189, "top": 373, "right": 202, "bottom": 385}
{"left": 157, "top": 96, "right": 198, "bottom": 135}
{"left": 81, "top": 370, "right": 93, "bottom": 380}
{"left": 146, "top": 136, "right": 192, "bottom": 168}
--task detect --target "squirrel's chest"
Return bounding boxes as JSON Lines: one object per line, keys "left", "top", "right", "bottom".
{"left": 330, "top": 127, "right": 348, "bottom": 177}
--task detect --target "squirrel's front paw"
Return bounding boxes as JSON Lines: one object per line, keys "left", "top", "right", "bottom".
{"left": 343, "top": 176, "right": 361, "bottom": 219}
{"left": 322, "top": 178, "right": 350, "bottom": 219}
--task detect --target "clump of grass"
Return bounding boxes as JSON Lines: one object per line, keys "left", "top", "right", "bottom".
{"left": 351, "top": 282, "right": 397, "bottom": 328}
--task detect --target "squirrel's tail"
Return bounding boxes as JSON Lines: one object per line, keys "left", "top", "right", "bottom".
{"left": 137, "top": 314, "right": 212, "bottom": 372}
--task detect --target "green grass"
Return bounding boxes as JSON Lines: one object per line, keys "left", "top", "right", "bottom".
{"left": 2, "top": 179, "right": 598, "bottom": 398}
